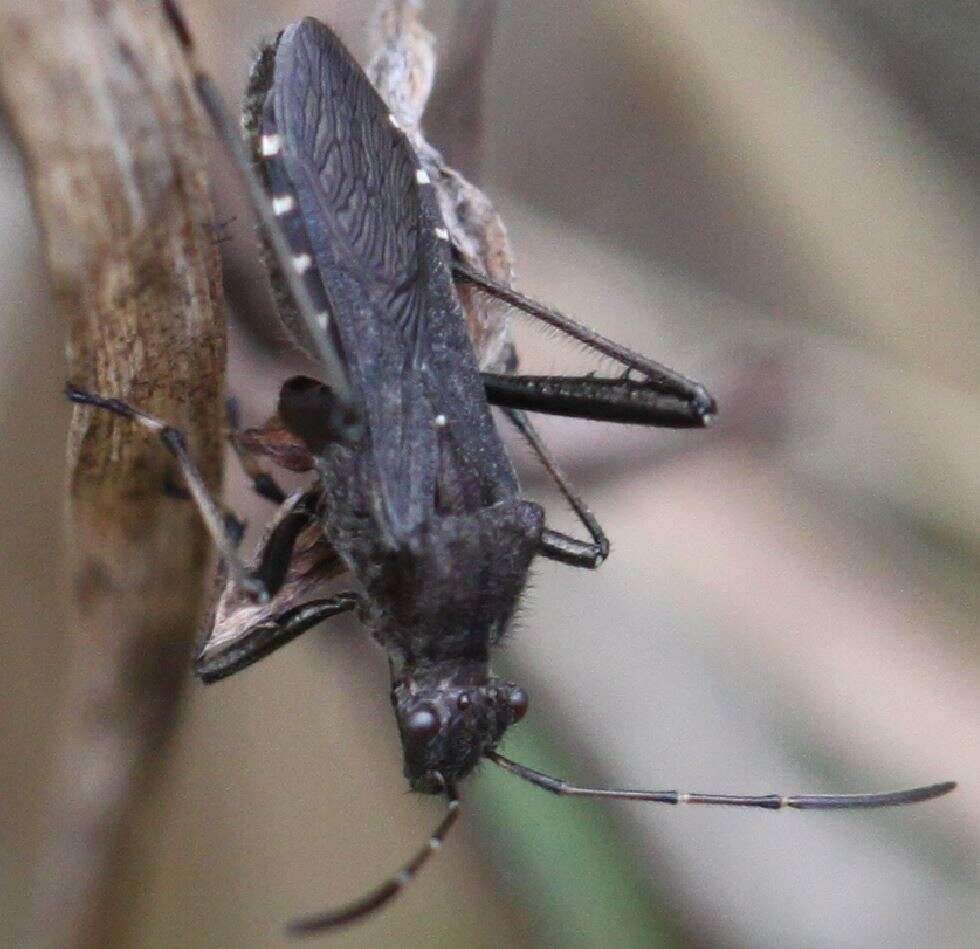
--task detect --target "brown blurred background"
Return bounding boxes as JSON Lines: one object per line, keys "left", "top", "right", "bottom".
{"left": 2, "top": 1, "right": 977, "bottom": 946}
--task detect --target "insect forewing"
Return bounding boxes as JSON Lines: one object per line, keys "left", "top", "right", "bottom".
{"left": 261, "top": 19, "right": 516, "bottom": 531}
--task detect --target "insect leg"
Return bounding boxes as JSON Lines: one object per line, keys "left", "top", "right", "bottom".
{"left": 484, "top": 372, "right": 714, "bottom": 428}
{"left": 225, "top": 396, "right": 288, "bottom": 505}
{"left": 504, "top": 409, "right": 608, "bottom": 568}
{"left": 456, "top": 261, "right": 715, "bottom": 415}
{"left": 196, "top": 593, "right": 361, "bottom": 683}
{"left": 248, "top": 491, "right": 322, "bottom": 596}
{"left": 537, "top": 530, "right": 608, "bottom": 569}
{"left": 67, "top": 384, "right": 264, "bottom": 599}
{"left": 158, "top": 0, "right": 359, "bottom": 443}
{"left": 488, "top": 754, "right": 956, "bottom": 811}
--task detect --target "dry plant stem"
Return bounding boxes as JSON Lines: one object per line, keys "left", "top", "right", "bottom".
{"left": 0, "top": 3, "right": 225, "bottom": 947}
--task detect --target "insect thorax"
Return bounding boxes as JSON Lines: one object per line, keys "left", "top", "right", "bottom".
{"left": 361, "top": 498, "right": 543, "bottom": 662}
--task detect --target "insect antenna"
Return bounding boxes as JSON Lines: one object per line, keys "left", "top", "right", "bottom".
{"left": 489, "top": 753, "right": 955, "bottom": 811}
{"left": 286, "top": 786, "right": 462, "bottom": 934}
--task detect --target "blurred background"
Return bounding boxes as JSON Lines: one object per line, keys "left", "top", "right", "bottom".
{"left": 2, "top": 1, "right": 977, "bottom": 946}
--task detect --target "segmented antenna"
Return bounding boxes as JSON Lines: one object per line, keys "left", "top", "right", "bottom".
{"left": 489, "top": 753, "right": 955, "bottom": 810}
{"left": 158, "top": 0, "right": 359, "bottom": 441}
{"left": 287, "top": 788, "right": 461, "bottom": 934}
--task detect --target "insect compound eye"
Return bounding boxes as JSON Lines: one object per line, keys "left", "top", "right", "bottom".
{"left": 405, "top": 705, "right": 441, "bottom": 742}
{"left": 423, "top": 770, "right": 446, "bottom": 794}
{"left": 507, "top": 688, "right": 529, "bottom": 722}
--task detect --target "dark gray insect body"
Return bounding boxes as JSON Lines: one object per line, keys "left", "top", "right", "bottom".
{"left": 253, "top": 20, "right": 539, "bottom": 792}
{"left": 66, "top": 5, "right": 955, "bottom": 934}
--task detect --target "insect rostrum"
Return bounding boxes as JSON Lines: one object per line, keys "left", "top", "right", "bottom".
{"left": 67, "top": 4, "right": 955, "bottom": 934}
